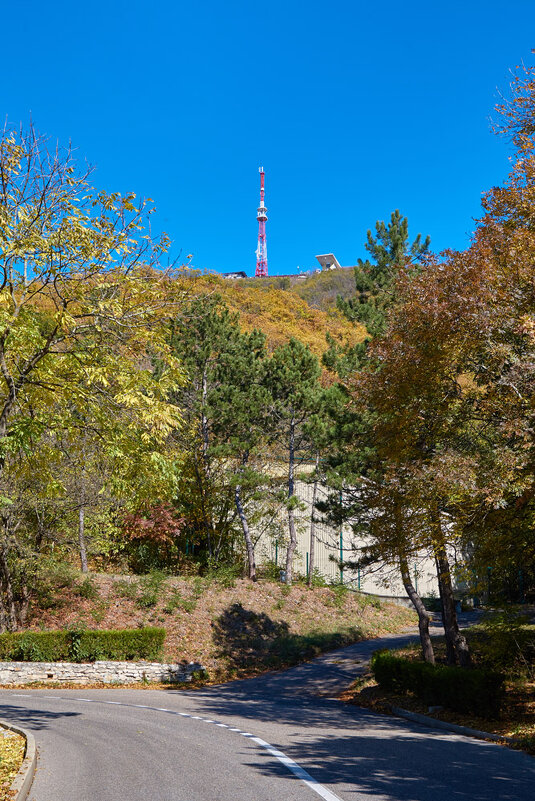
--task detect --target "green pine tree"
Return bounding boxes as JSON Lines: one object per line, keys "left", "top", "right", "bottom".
{"left": 337, "top": 209, "right": 430, "bottom": 337}
{"left": 265, "top": 338, "right": 322, "bottom": 584}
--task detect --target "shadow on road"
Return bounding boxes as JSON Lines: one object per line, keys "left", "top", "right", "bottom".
{"left": 237, "top": 723, "right": 534, "bottom": 801}
{"left": 0, "top": 704, "right": 81, "bottom": 730}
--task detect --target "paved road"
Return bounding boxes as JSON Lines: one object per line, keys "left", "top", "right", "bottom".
{"left": 1, "top": 625, "right": 533, "bottom": 801}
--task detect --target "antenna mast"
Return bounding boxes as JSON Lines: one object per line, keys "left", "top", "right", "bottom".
{"left": 255, "top": 167, "right": 268, "bottom": 277}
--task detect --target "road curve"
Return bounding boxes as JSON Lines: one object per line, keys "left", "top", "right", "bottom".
{"left": 0, "top": 629, "right": 533, "bottom": 801}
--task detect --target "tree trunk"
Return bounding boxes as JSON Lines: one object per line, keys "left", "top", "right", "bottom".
{"left": 307, "top": 451, "right": 320, "bottom": 586}
{"left": 78, "top": 463, "right": 88, "bottom": 573}
{"left": 235, "top": 455, "right": 256, "bottom": 581}
{"left": 285, "top": 415, "right": 297, "bottom": 584}
{"left": 200, "top": 368, "right": 213, "bottom": 559}
{"left": 399, "top": 553, "right": 435, "bottom": 663}
{"left": 78, "top": 506, "right": 88, "bottom": 573}
{"left": 435, "top": 555, "right": 456, "bottom": 664}
{"left": 0, "top": 540, "right": 18, "bottom": 632}
{"left": 430, "top": 510, "right": 470, "bottom": 666}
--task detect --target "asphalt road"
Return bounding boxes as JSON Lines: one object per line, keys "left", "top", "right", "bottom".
{"left": 1, "top": 626, "right": 534, "bottom": 801}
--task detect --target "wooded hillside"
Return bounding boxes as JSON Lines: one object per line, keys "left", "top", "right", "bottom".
{"left": 177, "top": 271, "right": 366, "bottom": 358}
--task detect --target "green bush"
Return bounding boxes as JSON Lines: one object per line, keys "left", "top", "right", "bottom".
{"left": 204, "top": 563, "right": 242, "bottom": 588}
{"left": 0, "top": 631, "right": 71, "bottom": 662}
{"left": 32, "top": 559, "right": 78, "bottom": 609}
{"left": 136, "top": 570, "right": 167, "bottom": 608}
{"left": 114, "top": 578, "right": 139, "bottom": 600}
{"left": 371, "top": 651, "right": 504, "bottom": 718}
{"left": 0, "top": 627, "right": 165, "bottom": 663}
{"left": 476, "top": 610, "right": 535, "bottom": 674}
{"left": 74, "top": 577, "right": 99, "bottom": 600}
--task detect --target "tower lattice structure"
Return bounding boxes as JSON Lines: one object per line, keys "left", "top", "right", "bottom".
{"left": 255, "top": 167, "right": 268, "bottom": 277}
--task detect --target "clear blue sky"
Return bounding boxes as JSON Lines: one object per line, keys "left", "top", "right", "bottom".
{"left": 3, "top": 2, "right": 535, "bottom": 275}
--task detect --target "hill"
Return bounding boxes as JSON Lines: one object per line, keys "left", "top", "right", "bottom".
{"left": 289, "top": 268, "right": 357, "bottom": 311}
{"left": 179, "top": 270, "right": 365, "bottom": 358}
{"left": 238, "top": 267, "right": 357, "bottom": 312}
{"left": 28, "top": 573, "right": 415, "bottom": 681}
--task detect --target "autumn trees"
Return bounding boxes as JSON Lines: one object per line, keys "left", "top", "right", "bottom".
{"left": 0, "top": 124, "right": 185, "bottom": 626}
{"left": 324, "top": 61, "right": 535, "bottom": 662}
{"left": 5, "top": 56, "right": 535, "bottom": 644}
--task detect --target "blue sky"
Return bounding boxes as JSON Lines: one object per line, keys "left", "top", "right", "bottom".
{"left": 3, "top": 2, "right": 535, "bottom": 275}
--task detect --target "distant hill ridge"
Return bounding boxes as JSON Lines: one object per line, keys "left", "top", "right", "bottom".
{"left": 179, "top": 270, "right": 364, "bottom": 358}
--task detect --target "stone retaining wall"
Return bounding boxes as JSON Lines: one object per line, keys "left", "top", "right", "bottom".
{"left": 0, "top": 660, "right": 205, "bottom": 684}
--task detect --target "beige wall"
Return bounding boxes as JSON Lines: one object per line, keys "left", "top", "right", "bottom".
{"left": 253, "top": 479, "right": 440, "bottom": 599}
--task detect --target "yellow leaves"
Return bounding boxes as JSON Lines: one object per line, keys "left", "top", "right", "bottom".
{"left": 175, "top": 272, "right": 365, "bottom": 360}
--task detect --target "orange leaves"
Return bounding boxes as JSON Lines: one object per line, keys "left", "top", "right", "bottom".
{"left": 173, "top": 272, "right": 365, "bottom": 361}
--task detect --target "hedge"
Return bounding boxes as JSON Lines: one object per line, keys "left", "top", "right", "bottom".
{"left": 371, "top": 651, "right": 504, "bottom": 718}
{"left": 0, "top": 627, "right": 165, "bottom": 663}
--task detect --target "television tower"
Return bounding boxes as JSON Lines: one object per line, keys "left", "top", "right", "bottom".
{"left": 255, "top": 167, "right": 268, "bottom": 277}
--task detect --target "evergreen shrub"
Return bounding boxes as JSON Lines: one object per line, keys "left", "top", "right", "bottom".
{"left": 0, "top": 627, "right": 165, "bottom": 663}
{"left": 371, "top": 651, "right": 504, "bottom": 718}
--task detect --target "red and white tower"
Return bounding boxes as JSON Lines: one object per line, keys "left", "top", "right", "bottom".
{"left": 255, "top": 167, "right": 268, "bottom": 277}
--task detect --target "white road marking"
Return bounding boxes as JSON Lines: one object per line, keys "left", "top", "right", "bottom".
{"left": 4, "top": 693, "right": 345, "bottom": 801}
{"left": 249, "top": 736, "right": 343, "bottom": 801}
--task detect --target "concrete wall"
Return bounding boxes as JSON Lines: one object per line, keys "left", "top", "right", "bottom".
{"left": 0, "top": 660, "right": 205, "bottom": 685}
{"left": 254, "top": 478, "right": 441, "bottom": 598}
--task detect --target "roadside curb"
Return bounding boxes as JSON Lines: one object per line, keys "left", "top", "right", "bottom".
{"left": 390, "top": 705, "right": 515, "bottom": 745}
{"left": 0, "top": 719, "right": 37, "bottom": 801}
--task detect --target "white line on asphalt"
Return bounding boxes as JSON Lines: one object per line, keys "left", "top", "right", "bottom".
{"left": 7, "top": 694, "right": 345, "bottom": 801}
{"left": 248, "top": 736, "right": 343, "bottom": 801}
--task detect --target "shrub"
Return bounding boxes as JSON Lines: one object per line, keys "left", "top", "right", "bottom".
{"left": 163, "top": 588, "right": 197, "bottom": 615}
{"left": 32, "top": 559, "right": 78, "bottom": 609}
{"left": 371, "top": 651, "right": 504, "bottom": 718}
{"left": 0, "top": 627, "right": 165, "bottom": 663}
{"left": 257, "top": 560, "right": 283, "bottom": 582}
{"left": 75, "top": 577, "right": 99, "bottom": 600}
{"left": 136, "top": 570, "right": 167, "bottom": 609}
{"left": 476, "top": 609, "right": 535, "bottom": 675}
{"left": 0, "top": 631, "right": 71, "bottom": 662}
{"left": 114, "top": 578, "right": 138, "bottom": 600}
{"left": 329, "top": 583, "right": 350, "bottom": 609}
{"left": 204, "top": 563, "right": 242, "bottom": 588}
